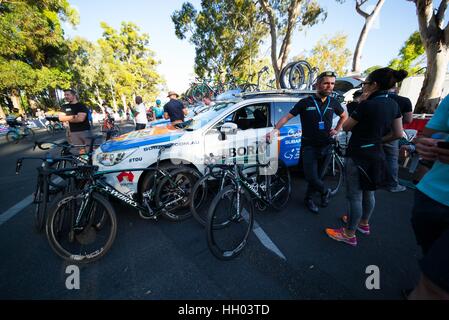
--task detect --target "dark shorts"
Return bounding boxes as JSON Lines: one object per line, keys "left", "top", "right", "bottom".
{"left": 411, "top": 190, "right": 449, "bottom": 292}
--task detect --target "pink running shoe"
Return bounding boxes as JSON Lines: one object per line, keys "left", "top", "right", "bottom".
{"left": 341, "top": 215, "right": 371, "bottom": 235}
{"left": 325, "top": 227, "right": 357, "bottom": 246}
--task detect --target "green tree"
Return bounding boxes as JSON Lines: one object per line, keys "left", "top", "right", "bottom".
{"left": 408, "top": 0, "right": 449, "bottom": 113}
{"left": 292, "top": 33, "right": 352, "bottom": 77}
{"left": 0, "top": 0, "right": 78, "bottom": 114}
{"left": 388, "top": 31, "right": 425, "bottom": 76}
{"left": 172, "top": 0, "right": 267, "bottom": 82}
{"left": 258, "top": 0, "right": 327, "bottom": 87}
{"left": 362, "top": 65, "right": 382, "bottom": 76}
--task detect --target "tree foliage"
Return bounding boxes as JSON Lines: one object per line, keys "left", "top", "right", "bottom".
{"left": 292, "top": 33, "right": 352, "bottom": 77}
{"left": 388, "top": 31, "right": 425, "bottom": 75}
{"left": 172, "top": 0, "right": 268, "bottom": 81}
{"left": 0, "top": 0, "right": 78, "bottom": 113}
{"left": 257, "top": 0, "right": 327, "bottom": 87}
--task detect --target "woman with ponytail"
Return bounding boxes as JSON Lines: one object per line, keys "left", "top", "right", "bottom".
{"left": 325, "top": 67, "right": 404, "bottom": 246}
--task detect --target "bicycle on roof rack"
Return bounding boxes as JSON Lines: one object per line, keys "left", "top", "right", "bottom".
{"left": 44, "top": 143, "right": 201, "bottom": 263}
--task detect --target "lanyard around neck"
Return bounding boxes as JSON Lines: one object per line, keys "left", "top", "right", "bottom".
{"left": 312, "top": 97, "right": 330, "bottom": 121}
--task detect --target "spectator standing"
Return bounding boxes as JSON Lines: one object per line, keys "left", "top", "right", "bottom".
{"left": 134, "top": 96, "right": 148, "bottom": 130}
{"left": 58, "top": 89, "right": 92, "bottom": 153}
{"left": 267, "top": 71, "right": 348, "bottom": 214}
{"left": 163, "top": 91, "right": 188, "bottom": 124}
{"left": 325, "top": 68, "right": 404, "bottom": 246}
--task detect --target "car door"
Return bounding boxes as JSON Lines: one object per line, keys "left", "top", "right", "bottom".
{"left": 272, "top": 100, "right": 302, "bottom": 167}
{"left": 203, "top": 102, "right": 273, "bottom": 166}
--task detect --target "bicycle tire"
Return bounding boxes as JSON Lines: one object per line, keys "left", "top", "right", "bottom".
{"left": 155, "top": 167, "right": 201, "bottom": 222}
{"left": 190, "top": 171, "right": 234, "bottom": 228}
{"left": 322, "top": 155, "right": 344, "bottom": 196}
{"left": 267, "top": 162, "right": 292, "bottom": 211}
{"left": 6, "top": 131, "right": 20, "bottom": 144}
{"left": 279, "top": 62, "right": 296, "bottom": 89}
{"left": 288, "top": 63, "right": 306, "bottom": 89}
{"left": 24, "top": 127, "right": 35, "bottom": 142}
{"left": 34, "top": 176, "right": 46, "bottom": 232}
{"left": 206, "top": 184, "right": 254, "bottom": 260}
{"left": 46, "top": 190, "right": 117, "bottom": 263}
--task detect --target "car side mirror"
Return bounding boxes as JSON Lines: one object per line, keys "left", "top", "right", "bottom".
{"left": 219, "top": 122, "right": 238, "bottom": 140}
{"left": 220, "top": 122, "right": 238, "bottom": 135}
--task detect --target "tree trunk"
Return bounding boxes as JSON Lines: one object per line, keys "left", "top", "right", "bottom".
{"left": 0, "top": 105, "right": 6, "bottom": 121}
{"left": 121, "top": 94, "right": 128, "bottom": 113}
{"left": 414, "top": 43, "right": 448, "bottom": 114}
{"left": 9, "top": 89, "right": 23, "bottom": 114}
{"left": 352, "top": 0, "right": 385, "bottom": 74}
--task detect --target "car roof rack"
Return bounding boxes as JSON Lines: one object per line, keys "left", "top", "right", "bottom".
{"left": 236, "top": 89, "right": 317, "bottom": 99}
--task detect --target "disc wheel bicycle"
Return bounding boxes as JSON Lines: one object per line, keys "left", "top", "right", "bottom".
{"left": 206, "top": 184, "right": 254, "bottom": 260}
{"left": 46, "top": 190, "right": 117, "bottom": 263}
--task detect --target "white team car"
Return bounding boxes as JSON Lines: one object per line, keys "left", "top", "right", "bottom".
{"left": 93, "top": 90, "right": 334, "bottom": 198}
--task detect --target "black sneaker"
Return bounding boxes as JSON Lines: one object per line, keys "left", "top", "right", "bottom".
{"left": 304, "top": 198, "right": 319, "bottom": 214}
{"left": 321, "top": 188, "right": 331, "bottom": 207}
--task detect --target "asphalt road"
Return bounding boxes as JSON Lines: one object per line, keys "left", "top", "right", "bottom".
{"left": 0, "top": 124, "right": 421, "bottom": 300}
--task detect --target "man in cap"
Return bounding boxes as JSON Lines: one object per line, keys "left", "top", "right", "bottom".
{"left": 163, "top": 91, "right": 188, "bottom": 124}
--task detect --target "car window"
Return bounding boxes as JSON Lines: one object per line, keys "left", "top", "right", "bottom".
{"left": 273, "top": 102, "right": 300, "bottom": 125}
{"left": 209, "top": 102, "right": 272, "bottom": 133}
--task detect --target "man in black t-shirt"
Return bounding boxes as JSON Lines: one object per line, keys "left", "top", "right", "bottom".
{"left": 383, "top": 90, "right": 413, "bottom": 192}
{"left": 163, "top": 91, "right": 188, "bottom": 124}
{"left": 267, "top": 71, "right": 348, "bottom": 213}
{"left": 59, "top": 89, "right": 92, "bottom": 153}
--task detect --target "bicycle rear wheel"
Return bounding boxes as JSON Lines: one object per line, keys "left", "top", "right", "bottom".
{"left": 33, "top": 176, "right": 46, "bottom": 232}
{"left": 155, "top": 167, "right": 201, "bottom": 222}
{"left": 6, "top": 131, "right": 20, "bottom": 144}
{"left": 267, "top": 162, "right": 291, "bottom": 210}
{"left": 24, "top": 127, "right": 35, "bottom": 142}
{"left": 46, "top": 191, "right": 117, "bottom": 263}
{"left": 190, "top": 171, "right": 234, "bottom": 227}
{"left": 206, "top": 185, "right": 254, "bottom": 260}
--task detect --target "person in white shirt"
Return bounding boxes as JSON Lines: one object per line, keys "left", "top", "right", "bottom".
{"left": 134, "top": 96, "right": 148, "bottom": 130}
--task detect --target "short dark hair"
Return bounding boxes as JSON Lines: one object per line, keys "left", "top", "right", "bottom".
{"left": 135, "top": 96, "right": 143, "bottom": 104}
{"left": 317, "top": 71, "right": 337, "bottom": 82}
{"left": 64, "top": 89, "right": 77, "bottom": 96}
{"left": 366, "top": 67, "right": 408, "bottom": 90}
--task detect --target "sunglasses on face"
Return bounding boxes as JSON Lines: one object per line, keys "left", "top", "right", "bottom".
{"left": 361, "top": 81, "right": 373, "bottom": 87}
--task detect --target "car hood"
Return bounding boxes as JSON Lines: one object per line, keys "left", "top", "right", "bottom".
{"left": 100, "top": 126, "right": 184, "bottom": 152}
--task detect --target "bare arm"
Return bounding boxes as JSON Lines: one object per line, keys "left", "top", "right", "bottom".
{"left": 402, "top": 111, "right": 413, "bottom": 124}
{"left": 330, "top": 111, "right": 348, "bottom": 135}
{"left": 342, "top": 117, "right": 358, "bottom": 132}
{"left": 266, "top": 113, "right": 294, "bottom": 142}
{"left": 183, "top": 107, "right": 188, "bottom": 116}
{"left": 59, "top": 112, "right": 87, "bottom": 123}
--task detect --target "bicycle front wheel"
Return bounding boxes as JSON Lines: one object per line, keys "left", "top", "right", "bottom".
{"left": 46, "top": 191, "right": 117, "bottom": 263}
{"left": 322, "top": 155, "right": 343, "bottom": 196}
{"left": 206, "top": 185, "right": 254, "bottom": 260}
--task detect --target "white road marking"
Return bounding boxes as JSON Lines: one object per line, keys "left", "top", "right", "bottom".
{"left": 0, "top": 177, "right": 63, "bottom": 226}
{"left": 242, "top": 209, "right": 286, "bottom": 260}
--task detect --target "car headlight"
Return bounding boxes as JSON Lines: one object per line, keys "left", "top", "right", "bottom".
{"left": 96, "top": 149, "right": 136, "bottom": 166}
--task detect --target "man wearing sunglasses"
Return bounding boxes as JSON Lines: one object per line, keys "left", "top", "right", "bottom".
{"left": 267, "top": 71, "right": 348, "bottom": 213}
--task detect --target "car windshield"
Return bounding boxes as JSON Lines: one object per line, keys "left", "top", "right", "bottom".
{"left": 174, "top": 102, "right": 236, "bottom": 131}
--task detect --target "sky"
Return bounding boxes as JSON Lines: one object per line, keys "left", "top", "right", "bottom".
{"left": 63, "top": 0, "right": 421, "bottom": 99}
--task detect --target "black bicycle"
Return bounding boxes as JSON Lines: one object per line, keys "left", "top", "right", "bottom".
{"left": 205, "top": 161, "right": 291, "bottom": 260}
{"left": 320, "top": 137, "right": 345, "bottom": 197}
{"left": 45, "top": 144, "right": 201, "bottom": 263}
